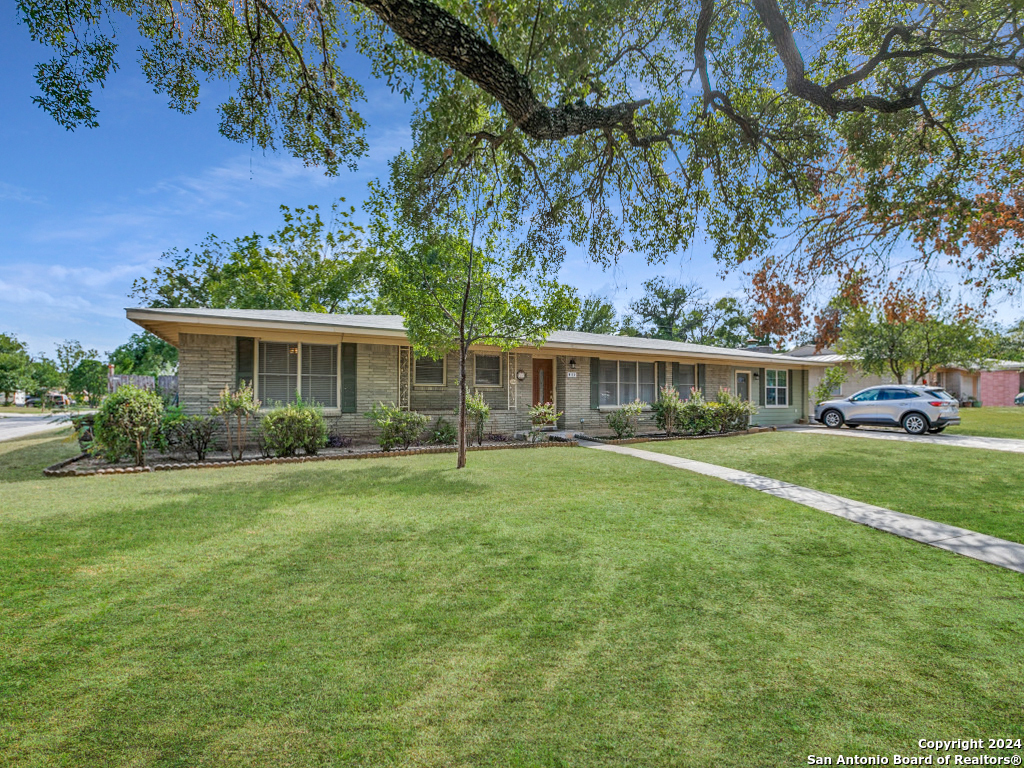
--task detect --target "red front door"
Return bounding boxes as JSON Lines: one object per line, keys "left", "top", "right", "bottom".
{"left": 533, "top": 358, "right": 553, "bottom": 405}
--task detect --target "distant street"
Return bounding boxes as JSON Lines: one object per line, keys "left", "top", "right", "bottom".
{"left": 0, "top": 412, "right": 69, "bottom": 442}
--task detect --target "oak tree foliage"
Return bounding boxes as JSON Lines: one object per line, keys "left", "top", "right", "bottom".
{"left": 20, "top": 0, "right": 1024, "bottom": 322}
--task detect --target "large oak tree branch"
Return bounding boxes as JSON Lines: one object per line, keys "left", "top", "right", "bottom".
{"left": 353, "top": 0, "right": 653, "bottom": 141}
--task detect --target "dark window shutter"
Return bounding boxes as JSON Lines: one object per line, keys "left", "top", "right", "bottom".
{"left": 697, "top": 364, "right": 706, "bottom": 395}
{"left": 590, "top": 357, "right": 600, "bottom": 409}
{"left": 236, "top": 337, "right": 254, "bottom": 389}
{"left": 341, "top": 343, "right": 357, "bottom": 413}
{"left": 657, "top": 361, "right": 666, "bottom": 393}
{"left": 672, "top": 362, "right": 680, "bottom": 396}
{"left": 758, "top": 367, "right": 766, "bottom": 406}
{"left": 789, "top": 369, "right": 795, "bottom": 408}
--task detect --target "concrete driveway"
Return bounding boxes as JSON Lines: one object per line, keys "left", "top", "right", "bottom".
{"left": 0, "top": 412, "right": 70, "bottom": 442}
{"left": 783, "top": 425, "right": 1024, "bottom": 454}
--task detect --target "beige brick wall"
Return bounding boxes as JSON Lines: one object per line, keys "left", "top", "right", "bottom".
{"left": 178, "top": 333, "right": 235, "bottom": 416}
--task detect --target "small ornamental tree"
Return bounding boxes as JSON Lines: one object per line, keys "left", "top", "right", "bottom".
{"left": 211, "top": 383, "right": 261, "bottom": 460}
{"left": 463, "top": 391, "right": 491, "bottom": 447}
{"left": 373, "top": 173, "right": 577, "bottom": 469}
{"left": 93, "top": 384, "right": 165, "bottom": 465}
{"left": 812, "top": 366, "right": 848, "bottom": 405}
{"left": 606, "top": 400, "right": 645, "bottom": 439}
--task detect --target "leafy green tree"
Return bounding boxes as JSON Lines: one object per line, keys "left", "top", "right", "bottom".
{"left": 131, "top": 200, "right": 384, "bottom": 313}
{"left": 629, "top": 279, "right": 750, "bottom": 346}
{"left": 69, "top": 359, "right": 109, "bottom": 403}
{"left": 18, "top": 0, "right": 1024, "bottom": 302}
{"left": 376, "top": 212, "right": 577, "bottom": 468}
{"left": 108, "top": 333, "right": 179, "bottom": 376}
{"left": 838, "top": 307, "right": 991, "bottom": 384}
{"left": 28, "top": 357, "right": 63, "bottom": 402}
{"left": 56, "top": 339, "right": 98, "bottom": 388}
{"left": 568, "top": 295, "right": 618, "bottom": 335}
{"left": 0, "top": 334, "right": 31, "bottom": 403}
{"left": 988, "top": 319, "right": 1024, "bottom": 362}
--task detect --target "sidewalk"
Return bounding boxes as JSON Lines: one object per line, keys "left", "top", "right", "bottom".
{"left": 582, "top": 440, "right": 1024, "bottom": 574}
{"left": 781, "top": 425, "right": 1024, "bottom": 454}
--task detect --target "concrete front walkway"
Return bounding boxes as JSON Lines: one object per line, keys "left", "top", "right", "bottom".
{"left": 582, "top": 441, "right": 1024, "bottom": 574}
{"left": 782, "top": 425, "right": 1024, "bottom": 454}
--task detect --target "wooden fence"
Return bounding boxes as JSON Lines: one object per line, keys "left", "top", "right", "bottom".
{"left": 108, "top": 374, "right": 178, "bottom": 403}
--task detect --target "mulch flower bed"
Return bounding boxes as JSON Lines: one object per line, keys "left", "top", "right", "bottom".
{"left": 43, "top": 438, "right": 579, "bottom": 478}
{"left": 578, "top": 426, "right": 775, "bottom": 445}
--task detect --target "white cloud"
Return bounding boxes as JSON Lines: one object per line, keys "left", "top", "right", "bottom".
{"left": 0, "top": 181, "right": 45, "bottom": 205}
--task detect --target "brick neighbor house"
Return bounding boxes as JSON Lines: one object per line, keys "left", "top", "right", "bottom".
{"left": 126, "top": 307, "right": 829, "bottom": 436}
{"left": 979, "top": 362, "right": 1024, "bottom": 407}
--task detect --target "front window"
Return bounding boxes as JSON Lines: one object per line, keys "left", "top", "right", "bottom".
{"left": 599, "top": 360, "right": 657, "bottom": 406}
{"left": 765, "top": 369, "right": 789, "bottom": 406}
{"left": 301, "top": 343, "right": 338, "bottom": 408}
{"left": 414, "top": 355, "right": 445, "bottom": 386}
{"left": 259, "top": 342, "right": 298, "bottom": 405}
{"left": 474, "top": 354, "right": 501, "bottom": 386}
{"left": 258, "top": 341, "right": 338, "bottom": 407}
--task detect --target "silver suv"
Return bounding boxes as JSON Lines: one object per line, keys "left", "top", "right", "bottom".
{"left": 814, "top": 386, "right": 960, "bottom": 435}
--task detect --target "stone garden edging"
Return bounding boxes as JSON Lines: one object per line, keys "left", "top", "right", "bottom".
{"left": 42, "top": 440, "right": 580, "bottom": 478}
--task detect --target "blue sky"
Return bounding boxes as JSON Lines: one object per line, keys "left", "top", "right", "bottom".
{"left": 0, "top": 13, "right": 745, "bottom": 359}
{"left": 2, "top": 14, "right": 1017, "bottom": 360}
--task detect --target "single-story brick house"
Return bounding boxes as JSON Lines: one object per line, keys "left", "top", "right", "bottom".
{"left": 127, "top": 308, "right": 829, "bottom": 436}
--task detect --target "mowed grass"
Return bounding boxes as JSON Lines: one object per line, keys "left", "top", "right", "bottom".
{"left": 643, "top": 431, "right": 1024, "bottom": 544}
{"left": 946, "top": 406, "right": 1024, "bottom": 439}
{"left": 1, "top": 433, "right": 1023, "bottom": 768}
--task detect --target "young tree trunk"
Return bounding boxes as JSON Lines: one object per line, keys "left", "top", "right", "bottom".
{"left": 457, "top": 344, "right": 468, "bottom": 469}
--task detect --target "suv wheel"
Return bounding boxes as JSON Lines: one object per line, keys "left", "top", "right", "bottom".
{"left": 822, "top": 409, "right": 844, "bottom": 429}
{"left": 902, "top": 413, "right": 928, "bottom": 435}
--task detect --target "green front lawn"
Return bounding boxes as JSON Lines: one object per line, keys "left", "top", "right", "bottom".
{"left": 2, "top": 433, "right": 1023, "bottom": 767}
{"left": 643, "top": 431, "right": 1024, "bottom": 543}
{"left": 946, "top": 406, "right": 1024, "bottom": 439}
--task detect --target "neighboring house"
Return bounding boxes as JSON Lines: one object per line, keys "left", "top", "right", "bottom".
{"left": 126, "top": 308, "right": 830, "bottom": 436}
{"left": 979, "top": 361, "right": 1024, "bottom": 407}
{"left": 792, "top": 345, "right": 1002, "bottom": 406}
{"left": 789, "top": 346, "right": 904, "bottom": 407}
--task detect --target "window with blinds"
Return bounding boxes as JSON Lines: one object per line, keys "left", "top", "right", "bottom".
{"left": 598, "top": 360, "right": 657, "bottom": 406}
{"left": 675, "top": 364, "right": 696, "bottom": 397}
{"left": 474, "top": 354, "right": 501, "bottom": 386}
{"left": 301, "top": 343, "right": 338, "bottom": 408}
{"left": 414, "top": 355, "right": 445, "bottom": 386}
{"left": 258, "top": 342, "right": 298, "bottom": 406}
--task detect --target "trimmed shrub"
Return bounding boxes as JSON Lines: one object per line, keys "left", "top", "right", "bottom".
{"left": 430, "top": 417, "right": 458, "bottom": 445}
{"left": 713, "top": 389, "right": 758, "bottom": 432}
{"left": 528, "top": 401, "right": 562, "bottom": 426}
{"left": 651, "top": 385, "right": 683, "bottom": 436}
{"left": 606, "top": 399, "right": 646, "bottom": 439}
{"left": 211, "top": 383, "right": 260, "bottom": 460}
{"left": 257, "top": 401, "right": 329, "bottom": 457}
{"left": 168, "top": 415, "right": 218, "bottom": 461}
{"left": 92, "top": 384, "right": 164, "bottom": 466}
{"left": 464, "top": 391, "right": 491, "bottom": 446}
{"left": 677, "top": 388, "right": 716, "bottom": 435}
{"left": 365, "top": 402, "right": 429, "bottom": 451}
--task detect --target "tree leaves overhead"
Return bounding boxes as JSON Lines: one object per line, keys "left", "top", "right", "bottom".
{"left": 20, "top": 0, "right": 1024, "bottom": 308}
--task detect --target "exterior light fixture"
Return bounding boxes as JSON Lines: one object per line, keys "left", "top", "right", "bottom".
{"left": 569, "top": 358, "right": 577, "bottom": 370}
{"left": 516, "top": 370, "right": 527, "bottom": 381}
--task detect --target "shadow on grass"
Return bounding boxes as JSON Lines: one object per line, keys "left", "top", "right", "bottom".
{"left": 0, "top": 429, "right": 78, "bottom": 483}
